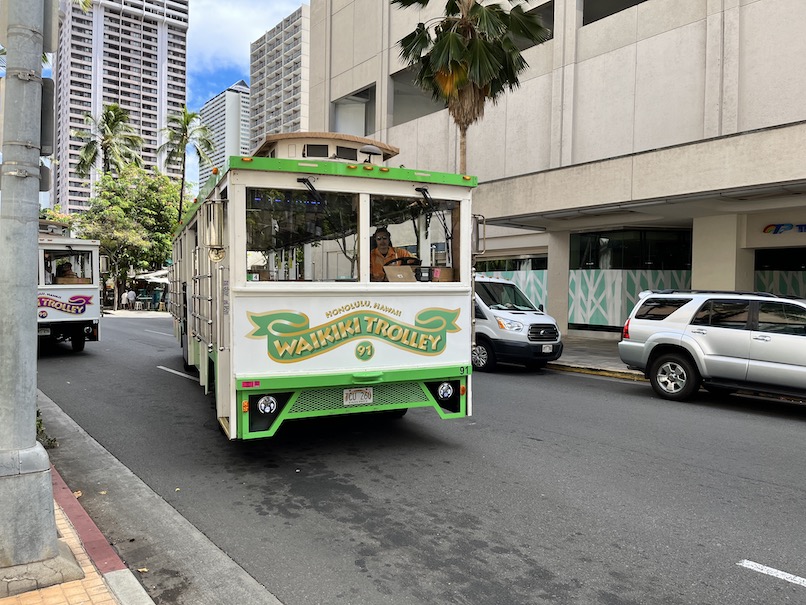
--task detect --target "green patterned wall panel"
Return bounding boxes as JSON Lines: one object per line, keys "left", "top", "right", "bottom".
{"left": 755, "top": 271, "right": 806, "bottom": 297}
{"left": 481, "top": 269, "right": 693, "bottom": 327}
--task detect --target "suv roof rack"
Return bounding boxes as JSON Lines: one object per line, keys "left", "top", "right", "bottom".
{"left": 641, "top": 289, "right": 778, "bottom": 297}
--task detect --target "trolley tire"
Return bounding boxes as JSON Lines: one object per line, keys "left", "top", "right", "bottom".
{"left": 71, "top": 334, "right": 85, "bottom": 353}
{"left": 649, "top": 352, "right": 700, "bottom": 401}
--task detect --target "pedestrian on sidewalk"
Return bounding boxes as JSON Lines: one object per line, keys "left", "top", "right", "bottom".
{"left": 120, "top": 290, "right": 128, "bottom": 310}
{"left": 127, "top": 288, "right": 136, "bottom": 309}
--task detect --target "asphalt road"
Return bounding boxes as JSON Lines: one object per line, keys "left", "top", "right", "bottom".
{"left": 37, "top": 315, "right": 806, "bottom": 605}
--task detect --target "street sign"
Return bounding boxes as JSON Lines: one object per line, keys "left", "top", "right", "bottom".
{"left": 43, "top": 0, "right": 58, "bottom": 54}
{"left": 41, "top": 76, "right": 53, "bottom": 155}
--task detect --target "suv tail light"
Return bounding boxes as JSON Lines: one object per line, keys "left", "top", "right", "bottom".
{"left": 622, "top": 318, "right": 630, "bottom": 340}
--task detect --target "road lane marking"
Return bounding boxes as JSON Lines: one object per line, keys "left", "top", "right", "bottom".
{"left": 157, "top": 366, "right": 198, "bottom": 381}
{"left": 145, "top": 329, "right": 173, "bottom": 337}
{"left": 737, "top": 560, "right": 806, "bottom": 588}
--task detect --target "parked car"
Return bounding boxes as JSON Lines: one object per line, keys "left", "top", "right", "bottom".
{"left": 619, "top": 290, "right": 806, "bottom": 401}
{"left": 472, "top": 275, "right": 563, "bottom": 371}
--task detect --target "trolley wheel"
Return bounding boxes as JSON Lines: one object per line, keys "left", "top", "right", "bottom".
{"left": 71, "top": 333, "right": 85, "bottom": 353}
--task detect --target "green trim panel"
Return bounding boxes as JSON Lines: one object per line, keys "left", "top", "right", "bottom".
{"left": 227, "top": 156, "right": 478, "bottom": 187}
{"left": 236, "top": 365, "right": 470, "bottom": 389}
{"left": 235, "top": 365, "right": 470, "bottom": 440}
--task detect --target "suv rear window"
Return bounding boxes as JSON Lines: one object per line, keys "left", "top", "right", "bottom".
{"left": 691, "top": 300, "right": 750, "bottom": 329}
{"left": 634, "top": 298, "right": 691, "bottom": 320}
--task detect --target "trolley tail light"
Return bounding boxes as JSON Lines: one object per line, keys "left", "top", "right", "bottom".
{"left": 622, "top": 318, "right": 631, "bottom": 340}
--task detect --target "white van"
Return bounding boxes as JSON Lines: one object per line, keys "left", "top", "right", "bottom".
{"left": 472, "top": 275, "right": 563, "bottom": 371}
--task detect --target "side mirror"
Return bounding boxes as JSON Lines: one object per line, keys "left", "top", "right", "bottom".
{"left": 472, "top": 214, "right": 486, "bottom": 255}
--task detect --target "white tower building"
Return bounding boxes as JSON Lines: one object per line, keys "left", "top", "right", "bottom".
{"left": 54, "top": 0, "right": 188, "bottom": 214}
{"left": 249, "top": 4, "right": 309, "bottom": 150}
{"left": 198, "top": 80, "right": 251, "bottom": 186}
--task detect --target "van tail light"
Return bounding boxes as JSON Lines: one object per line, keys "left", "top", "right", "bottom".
{"left": 622, "top": 318, "right": 631, "bottom": 340}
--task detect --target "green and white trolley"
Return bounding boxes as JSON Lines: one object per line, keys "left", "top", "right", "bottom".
{"left": 170, "top": 133, "right": 478, "bottom": 440}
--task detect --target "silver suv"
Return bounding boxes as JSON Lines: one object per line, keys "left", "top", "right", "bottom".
{"left": 618, "top": 290, "right": 806, "bottom": 401}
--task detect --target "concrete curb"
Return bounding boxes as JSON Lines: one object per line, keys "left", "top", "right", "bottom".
{"left": 547, "top": 362, "right": 647, "bottom": 382}
{"left": 39, "top": 390, "right": 284, "bottom": 605}
{"left": 51, "top": 466, "right": 156, "bottom": 605}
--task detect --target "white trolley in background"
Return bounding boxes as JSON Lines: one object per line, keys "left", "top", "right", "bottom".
{"left": 37, "top": 221, "right": 101, "bottom": 352}
{"left": 170, "top": 133, "right": 478, "bottom": 440}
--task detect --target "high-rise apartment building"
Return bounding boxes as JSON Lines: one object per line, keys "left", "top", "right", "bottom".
{"left": 249, "top": 4, "right": 309, "bottom": 150}
{"left": 198, "top": 80, "right": 251, "bottom": 186}
{"left": 54, "top": 0, "right": 188, "bottom": 213}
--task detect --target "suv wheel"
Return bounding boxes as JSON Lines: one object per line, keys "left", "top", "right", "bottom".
{"left": 649, "top": 353, "right": 700, "bottom": 401}
{"left": 472, "top": 339, "right": 497, "bottom": 372}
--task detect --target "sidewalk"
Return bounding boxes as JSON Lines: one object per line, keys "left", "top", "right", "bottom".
{"left": 11, "top": 333, "right": 640, "bottom": 605}
{"left": 548, "top": 334, "right": 645, "bottom": 381}
{"left": 0, "top": 468, "right": 154, "bottom": 605}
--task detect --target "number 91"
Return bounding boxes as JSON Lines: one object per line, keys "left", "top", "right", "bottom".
{"left": 355, "top": 341, "right": 374, "bottom": 361}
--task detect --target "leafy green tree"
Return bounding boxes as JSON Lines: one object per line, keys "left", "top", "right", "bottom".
{"left": 72, "top": 103, "right": 144, "bottom": 177}
{"left": 39, "top": 204, "right": 74, "bottom": 229}
{"left": 76, "top": 166, "right": 179, "bottom": 309}
{"left": 392, "top": 0, "right": 550, "bottom": 173}
{"left": 159, "top": 105, "right": 214, "bottom": 220}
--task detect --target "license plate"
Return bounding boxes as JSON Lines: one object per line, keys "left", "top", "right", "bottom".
{"left": 38, "top": 327, "right": 51, "bottom": 336}
{"left": 542, "top": 344, "right": 553, "bottom": 353}
{"left": 343, "top": 387, "right": 373, "bottom": 406}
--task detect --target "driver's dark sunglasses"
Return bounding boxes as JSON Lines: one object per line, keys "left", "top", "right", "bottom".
{"left": 375, "top": 236, "right": 389, "bottom": 240}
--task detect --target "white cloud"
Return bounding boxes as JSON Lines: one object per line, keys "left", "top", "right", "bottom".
{"left": 188, "top": 0, "right": 307, "bottom": 77}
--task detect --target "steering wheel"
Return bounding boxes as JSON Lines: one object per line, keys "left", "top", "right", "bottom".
{"left": 384, "top": 256, "right": 422, "bottom": 267}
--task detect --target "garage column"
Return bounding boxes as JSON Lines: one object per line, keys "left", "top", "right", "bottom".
{"left": 692, "top": 214, "right": 754, "bottom": 291}
{"left": 546, "top": 230, "right": 571, "bottom": 335}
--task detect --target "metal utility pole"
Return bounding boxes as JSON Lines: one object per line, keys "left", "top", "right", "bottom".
{"left": 0, "top": 0, "right": 82, "bottom": 596}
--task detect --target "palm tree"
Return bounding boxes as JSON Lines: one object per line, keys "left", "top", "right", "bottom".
{"left": 158, "top": 105, "right": 214, "bottom": 220}
{"left": 392, "top": 0, "right": 550, "bottom": 173}
{"left": 73, "top": 103, "right": 144, "bottom": 177}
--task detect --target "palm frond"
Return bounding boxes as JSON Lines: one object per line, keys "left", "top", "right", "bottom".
{"left": 390, "top": 0, "right": 431, "bottom": 7}
{"left": 394, "top": 0, "right": 551, "bottom": 172}
{"left": 506, "top": 4, "right": 551, "bottom": 44}
{"left": 398, "top": 23, "right": 432, "bottom": 63}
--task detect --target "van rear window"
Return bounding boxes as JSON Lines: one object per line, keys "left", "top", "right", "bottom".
{"left": 634, "top": 298, "right": 691, "bottom": 320}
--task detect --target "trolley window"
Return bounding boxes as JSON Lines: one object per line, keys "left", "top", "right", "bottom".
{"left": 41, "top": 249, "right": 94, "bottom": 285}
{"left": 369, "top": 193, "right": 456, "bottom": 283}
{"left": 246, "top": 187, "right": 359, "bottom": 282}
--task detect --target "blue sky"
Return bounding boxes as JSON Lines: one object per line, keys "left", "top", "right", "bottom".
{"left": 183, "top": 0, "right": 307, "bottom": 188}
{"left": 186, "top": 0, "right": 307, "bottom": 112}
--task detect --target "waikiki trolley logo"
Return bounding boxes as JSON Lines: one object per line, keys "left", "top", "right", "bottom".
{"left": 247, "top": 307, "right": 461, "bottom": 363}
{"left": 38, "top": 294, "right": 93, "bottom": 316}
